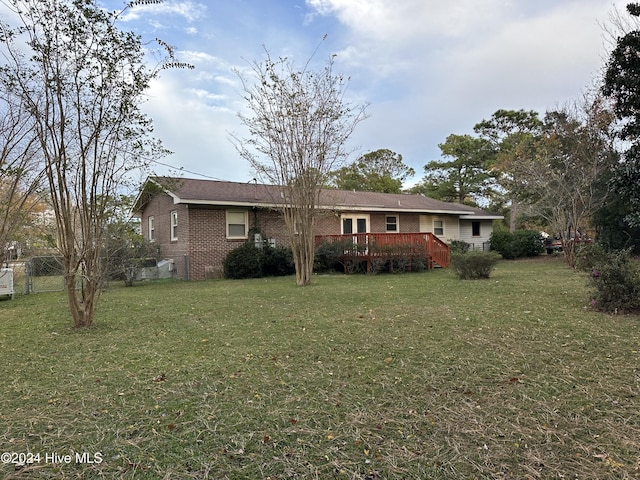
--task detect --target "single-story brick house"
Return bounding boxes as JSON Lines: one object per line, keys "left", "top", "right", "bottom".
{"left": 132, "top": 176, "right": 503, "bottom": 280}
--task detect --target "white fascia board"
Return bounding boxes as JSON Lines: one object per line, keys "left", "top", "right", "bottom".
{"left": 172, "top": 198, "right": 483, "bottom": 216}
{"left": 130, "top": 177, "right": 164, "bottom": 218}
{"left": 173, "top": 199, "right": 282, "bottom": 209}
{"left": 327, "top": 205, "right": 473, "bottom": 215}
{"left": 459, "top": 215, "right": 504, "bottom": 220}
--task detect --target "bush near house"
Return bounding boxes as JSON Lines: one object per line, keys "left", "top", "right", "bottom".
{"left": 451, "top": 251, "right": 502, "bottom": 279}
{"left": 449, "top": 239, "right": 471, "bottom": 254}
{"left": 223, "top": 242, "right": 295, "bottom": 279}
{"left": 490, "top": 229, "right": 544, "bottom": 259}
{"left": 313, "top": 239, "right": 351, "bottom": 273}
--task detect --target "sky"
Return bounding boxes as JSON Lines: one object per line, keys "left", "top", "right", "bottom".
{"left": 79, "top": 1, "right": 634, "bottom": 185}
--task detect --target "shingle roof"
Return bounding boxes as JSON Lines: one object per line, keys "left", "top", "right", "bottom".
{"left": 133, "top": 176, "right": 502, "bottom": 218}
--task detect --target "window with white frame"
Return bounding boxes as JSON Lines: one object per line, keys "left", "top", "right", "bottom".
{"left": 433, "top": 219, "right": 444, "bottom": 236}
{"left": 148, "top": 216, "right": 155, "bottom": 241}
{"left": 170, "top": 210, "right": 178, "bottom": 241}
{"left": 386, "top": 215, "right": 398, "bottom": 232}
{"left": 226, "top": 210, "right": 248, "bottom": 239}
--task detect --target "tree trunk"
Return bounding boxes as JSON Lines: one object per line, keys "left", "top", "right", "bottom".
{"left": 65, "top": 276, "right": 93, "bottom": 328}
{"left": 292, "top": 233, "right": 314, "bottom": 286}
{"left": 509, "top": 198, "right": 518, "bottom": 233}
{"left": 63, "top": 263, "right": 98, "bottom": 328}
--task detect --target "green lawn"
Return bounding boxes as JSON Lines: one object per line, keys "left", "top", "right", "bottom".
{"left": 0, "top": 258, "right": 639, "bottom": 479}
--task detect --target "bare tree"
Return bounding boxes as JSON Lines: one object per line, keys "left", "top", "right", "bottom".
{"left": 0, "top": 0, "right": 184, "bottom": 326}
{"left": 0, "top": 87, "right": 41, "bottom": 264}
{"left": 600, "top": 3, "right": 640, "bottom": 49}
{"left": 233, "top": 50, "right": 368, "bottom": 286}
{"left": 517, "top": 95, "right": 617, "bottom": 267}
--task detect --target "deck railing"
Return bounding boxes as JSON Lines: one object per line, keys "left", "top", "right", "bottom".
{"left": 315, "top": 232, "right": 450, "bottom": 271}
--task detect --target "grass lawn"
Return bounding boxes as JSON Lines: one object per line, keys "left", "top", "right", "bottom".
{"left": 0, "top": 258, "right": 639, "bottom": 479}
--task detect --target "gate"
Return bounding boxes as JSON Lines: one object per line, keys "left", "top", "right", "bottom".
{"left": 26, "top": 256, "right": 65, "bottom": 293}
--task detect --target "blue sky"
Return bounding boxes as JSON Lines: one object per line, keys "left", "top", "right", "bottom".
{"left": 90, "top": 1, "right": 632, "bottom": 184}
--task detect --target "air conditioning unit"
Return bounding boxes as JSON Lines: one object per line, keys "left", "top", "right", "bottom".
{"left": 0, "top": 268, "right": 14, "bottom": 299}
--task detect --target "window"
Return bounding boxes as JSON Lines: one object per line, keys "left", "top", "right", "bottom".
{"left": 386, "top": 216, "right": 398, "bottom": 232}
{"left": 226, "top": 210, "right": 248, "bottom": 239}
{"left": 472, "top": 221, "right": 481, "bottom": 237}
{"left": 148, "top": 216, "right": 155, "bottom": 241}
{"left": 170, "top": 211, "right": 178, "bottom": 241}
{"left": 433, "top": 219, "right": 444, "bottom": 236}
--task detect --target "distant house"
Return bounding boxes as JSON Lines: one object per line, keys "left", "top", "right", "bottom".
{"left": 132, "top": 177, "right": 503, "bottom": 280}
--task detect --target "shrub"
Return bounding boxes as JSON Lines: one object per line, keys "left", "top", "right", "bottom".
{"left": 314, "top": 240, "right": 351, "bottom": 273}
{"left": 490, "top": 230, "right": 543, "bottom": 259}
{"left": 589, "top": 249, "right": 640, "bottom": 313}
{"left": 574, "top": 243, "right": 608, "bottom": 272}
{"left": 489, "top": 230, "right": 512, "bottom": 257}
{"left": 449, "top": 240, "right": 471, "bottom": 254}
{"left": 513, "top": 230, "right": 544, "bottom": 257}
{"left": 224, "top": 242, "right": 295, "bottom": 279}
{"left": 223, "top": 242, "right": 263, "bottom": 279}
{"left": 451, "top": 251, "right": 502, "bottom": 280}
{"left": 262, "top": 246, "right": 295, "bottom": 277}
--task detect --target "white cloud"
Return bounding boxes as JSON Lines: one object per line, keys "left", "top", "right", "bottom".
{"left": 304, "top": 0, "right": 623, "bottom": 177}
{"left": 122, "top": 0, "right": 628, "bottom": 182}
{"left": 120, "top": 1, "right": 207, "bottom": 23}
{"left": 180, "top": 50, "right": 227, "bottom": 67}
{"left": 143, "top": 76, "right": 250, "bottom": 181}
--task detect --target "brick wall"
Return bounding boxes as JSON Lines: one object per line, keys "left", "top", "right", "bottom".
{"left": 188, "top": 207, "right": 230, "bottom": 280}
{"left": 187, "top": 206, "right": 301, "bottom": 280}
{"left": 315, "top": 211, "right": 341, "bottom": 235}
{"left": 399, "top": 214, "right": 421, "bottom": 233}
{"left": 140, "top": 193, "right": 190, "bottom": 279}
{"left": 250, "top": 208, "right": 291, "bottom": 247}
{"left": 141, "top": 195, "right": 430, "bottom": 280}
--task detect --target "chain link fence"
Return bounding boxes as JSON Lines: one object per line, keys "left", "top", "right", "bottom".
{"left": 5, "top": 256, "right": 174, "bottom": 296}
{"left": 25, "top": 256, "right": 66, "bottom": 293}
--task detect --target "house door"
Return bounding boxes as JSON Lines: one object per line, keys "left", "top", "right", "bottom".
{"left": 342, "top": 215, "right": 370, "bottom": 253}
{"left": 342, "top": 215, "right": 369, "bottom": 234}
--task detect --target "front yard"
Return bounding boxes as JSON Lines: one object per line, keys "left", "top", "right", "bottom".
{"left": 0, "top": 258, "right": 638, "bottom": 479}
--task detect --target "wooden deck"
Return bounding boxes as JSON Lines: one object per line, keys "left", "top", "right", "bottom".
{"left": 315, "top": 232, "right": 450, "bottom": 273}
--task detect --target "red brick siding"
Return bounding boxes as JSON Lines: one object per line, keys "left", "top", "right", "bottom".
{"left": 141, "top": 194, "right": 429, "bottom": 280}
{"left": 399, "top": 214, "right": 421, "bottom": 233}
{"left": 188, "top": 207, "right": 230, "bottom": 280}
{"left": 251, "top": 208, "right": 291, "bottom": 247}
{"left": 140, "top": 193, "right": 190, "bottom": 279}
{"left": 187, "top": 206, "right": 296, "bottom": 280}
{"left": 315, "top": 211, "right": 341, "bottom": 236}
{"left": 369, "top": 213, "right": 421, "bottom": 233}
